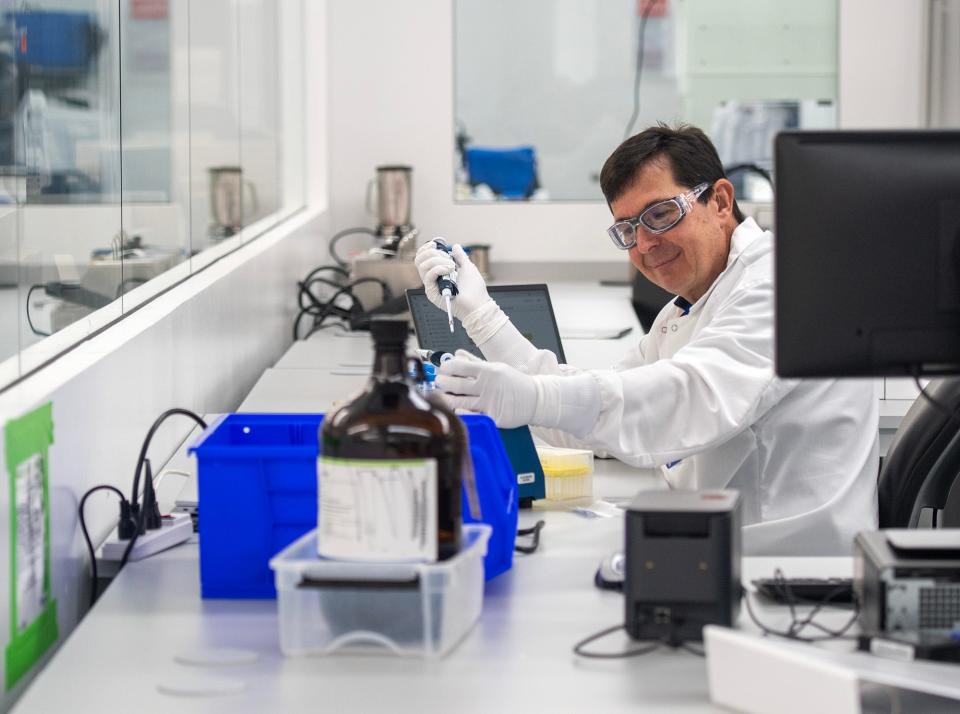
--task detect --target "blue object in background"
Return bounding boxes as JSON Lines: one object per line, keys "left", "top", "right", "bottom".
{"left": 12, "top": 11, "right": 97, "bottom": 71}
{"left": 498, "top": 425, "right": 546, "bottom": 506}
{"left": 464, "top": 146, "right": 538, "bottom": 199}
{"left": 461, "top": 415, "right": 518, "bottom": 578}
{"left": 189, "top": 412, "right": 518, "bottom": 599}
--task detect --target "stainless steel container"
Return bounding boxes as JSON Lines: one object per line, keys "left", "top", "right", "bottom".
{"left": 465, "top": 244, "right": 491, "bottom": 280}
{"left": 368, "top": 165, "right": 413, "bottom": 237}
{"left": 209, "top": 166, "right": 258, "bottom": 237}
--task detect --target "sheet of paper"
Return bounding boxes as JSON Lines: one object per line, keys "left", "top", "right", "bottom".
{"left": 14, "top": 454, "right": 46, "bottom": 633}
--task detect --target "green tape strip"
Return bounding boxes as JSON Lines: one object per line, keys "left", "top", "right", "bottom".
{"left": 4, "top": 403, "right": 58, "bottom": 691}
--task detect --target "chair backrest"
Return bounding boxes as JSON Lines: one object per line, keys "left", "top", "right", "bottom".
{"left": 464, "top": 146, "right": 538, "bottom": 199}
{"left": 878, "top": 378, "right": 960, "bottom": 528}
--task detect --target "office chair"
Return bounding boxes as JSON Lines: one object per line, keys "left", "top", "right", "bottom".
{"left": 877, "top": 377, "right": 960, "bottom": 528}
{"left": 463, "top": 146, "right": 539, "bottom": 199}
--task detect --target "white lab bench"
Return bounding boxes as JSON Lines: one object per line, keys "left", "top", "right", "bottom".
{"left": 11, "top": 280, "right": 932, "bottom": 713}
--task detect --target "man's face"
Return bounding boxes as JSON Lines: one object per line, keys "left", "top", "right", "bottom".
{"left": 610, "top": 159, "right": 731, "bottom": 303}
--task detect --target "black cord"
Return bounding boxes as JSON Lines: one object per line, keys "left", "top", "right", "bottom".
{"left": 680, "top": 642, "right": 705, "bottom": 657}
{"left": 328, "top": 227, "right": 377, "bottom": 267}
{"left": 121, "top": 409, "right": 207, "bottom": 569}
{"left": 572, "top": 624, "right": 662, "bottom": 659}
{"left": 744, "top": 570, "right": 860, "bottom": 642}
{"left": 515, "top": 520, "right": 545, "bottom": 554}
{"left": 724, "top": 162, "right": 774, "bottom": 187}
{"left": 622, "top": 0, "right": 658, "bottom": 140}
{"left": 78, "top": 485, "right": 127, "bottom": 608}
{"left": 299, "top": 276, "right": 346, "bottom": 310}
{"left": 291, "top": 266, "right": 392, "bottom": 341}
{"left": 303, "top": 264, "right": 349, "bottom": 283}
{"left": 300, "top": 277, "right": 392, "bottom": 340}
{"left": 294, "top": 274, "right": 356, "bottom": 341}
{"left": 26, "top": 284, "right": 51, "bottom": 337}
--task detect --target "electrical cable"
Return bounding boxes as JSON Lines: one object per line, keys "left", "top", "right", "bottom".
{"left": 572, "top": 624, "right": 663, "bottom": 659}
{"left": 294, "top": 273, "right": 357, "bottom": 340}
{"left": 679, "top": 642, "right": 706, "bottom": 657}
{"left": 120, "top": 409, "right": 207, "bottom": 570}
{"left": 328, "top": 227, "right": 378, "bottom": 267}
{"left": 743, "top": 570, "right": 860, "bottom": 642}
{"left": 622, "top": 0, "right": 658, "bottom": 141}
{"left": 152, "top": 469, "right": 192, "bottom": 493}
{"left": 292, "top": 266, "right": 389, "bottom": 340}
{"left": 301, "top": 277, "right": 392, "bottom": 340}
{"left": 78, "top": 484, "right": 127, "bottom": 608}
{"left": 724, "top": 162, "right": 774, "bottom": 188}
{"left": 299, "top": 276, "right": 346, "bottom": 309}
{"left": 26, "top": 284, "right": 51, "bottom": 337}
{"left": 515, "top": 520, "right": 545, "bottom": 554}
{"left": 303, "top": 264, "right": 349, "bottom": 284}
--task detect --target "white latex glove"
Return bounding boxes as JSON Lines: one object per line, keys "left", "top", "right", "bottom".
{"left": 436, "top": 350, "right": 537, "bottom": 429}
{"left": 414, "top": 239, "right": 492, "bottom": 321}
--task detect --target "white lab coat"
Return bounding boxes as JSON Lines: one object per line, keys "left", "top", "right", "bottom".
{"left": 526, "top": 217, "right": 879, "bottom": 556}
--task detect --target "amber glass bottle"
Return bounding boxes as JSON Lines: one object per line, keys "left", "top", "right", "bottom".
{"left": 317, "top": 319, "right": 464, "bottom": 562}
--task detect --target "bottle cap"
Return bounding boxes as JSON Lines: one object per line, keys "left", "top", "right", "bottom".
{"left": 369, "top": 318, "right": 409, "bottom": 347}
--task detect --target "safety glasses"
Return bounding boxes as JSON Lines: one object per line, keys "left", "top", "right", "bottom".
{"left": 606, "top": 182, "right": 710, "bottom": 250}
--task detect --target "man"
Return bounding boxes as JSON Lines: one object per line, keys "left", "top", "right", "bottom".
{"left": 415, "top": 124, "right": 878, "bottom": 555}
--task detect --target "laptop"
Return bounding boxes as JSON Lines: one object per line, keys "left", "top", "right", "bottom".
{"left": 405, "top": 284, "right": 567, "bottom": 363}
{"left": 407, "top": 283, "right": 562, "bottom": 506}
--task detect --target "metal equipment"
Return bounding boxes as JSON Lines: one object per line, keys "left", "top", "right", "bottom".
{"left": 349, "top": 165, "right": 421, "bottom": 311}
{"left": 855, "top": 530, "right": 960, "bottom": 637}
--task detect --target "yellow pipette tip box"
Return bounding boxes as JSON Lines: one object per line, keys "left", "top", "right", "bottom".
{"left": 536, "top": 446, "right": 594, "bottom": 501}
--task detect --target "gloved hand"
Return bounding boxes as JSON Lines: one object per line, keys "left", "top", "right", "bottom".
{"left": 435, "top": 350, "right": 537, "bottom": 428}
{"left": 414, "top": 239, "right": 491, "bottom": 321}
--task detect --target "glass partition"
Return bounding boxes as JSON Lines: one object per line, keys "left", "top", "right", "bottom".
{"left": 238, "top": 0, "right": 279, "bottom": 238}
{"left": 453, "top": 0, "right": 839, "bottom": 202}
{"left": 17, "top": 0, "right": 123, "bottom": 374}
{"left": 119, "top": 0, "right": 190, "bottom": 315}
{"left": 0, "top": 0, "right": 306, "bottom": 389}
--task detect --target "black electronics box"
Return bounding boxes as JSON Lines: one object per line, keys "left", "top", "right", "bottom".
{"left": 624, "top": 489, "right": 741, "bottom": 643}
{"left": 854, "top": 529, "right": 960, "bottom": 637}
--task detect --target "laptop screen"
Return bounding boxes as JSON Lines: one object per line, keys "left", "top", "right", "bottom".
{"left": 406, "top": 284, "right": 566, "bottom": 363}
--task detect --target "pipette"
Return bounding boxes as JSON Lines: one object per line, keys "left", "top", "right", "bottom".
{"left": 432, "top": 239, "right": 459, "bottom": 332}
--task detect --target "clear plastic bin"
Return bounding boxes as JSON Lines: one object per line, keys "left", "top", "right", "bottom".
{"left": 269, "top": 524, "right": 491, "bottom": 658}
{"left": 537, "top": 446, "right": 594, "bottom": 501}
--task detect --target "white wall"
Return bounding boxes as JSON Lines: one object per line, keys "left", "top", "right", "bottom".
{"left": 0, "top": 2, "right": 329, "bottom": 708}
{"left": 455, "top": 0, "right": 681, "bottom": 200}
{"left": 838, "top": 0, "right": 928, "bottom": 128}
{"left": 327, "top": 0, "right": 613, "bottom": 265}
{"left": 327, "top": 0, "right": 929, "bottom": 265}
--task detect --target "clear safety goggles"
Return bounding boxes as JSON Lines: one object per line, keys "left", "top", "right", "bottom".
{"left": 606, "top": 182, "right": 710, "bottom": 250}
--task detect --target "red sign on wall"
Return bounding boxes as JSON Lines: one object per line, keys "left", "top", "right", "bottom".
{"left": 638, "top": 0, "right": 668, "bottom": 18}
{"left": 131, "top": 0, "right": 168, "bottom": 21}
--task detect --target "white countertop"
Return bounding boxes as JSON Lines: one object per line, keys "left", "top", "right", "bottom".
{"left": 11, "top": 280, "right": 934, "bottom": 712}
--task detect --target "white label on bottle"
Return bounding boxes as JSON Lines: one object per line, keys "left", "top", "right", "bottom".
{"left": 317, "top": 457, "right": 438, "bottom": 562}
{"left": 517, "top": 472, "right": 536, "bottom": 485}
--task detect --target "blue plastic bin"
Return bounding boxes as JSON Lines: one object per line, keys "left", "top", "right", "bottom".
{"left": 189, "top": 413, "right": 517, "bottom": 599}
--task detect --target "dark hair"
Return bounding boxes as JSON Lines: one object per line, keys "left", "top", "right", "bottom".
{"left": 599, "top": 123, "right": 746, "bottom": 223}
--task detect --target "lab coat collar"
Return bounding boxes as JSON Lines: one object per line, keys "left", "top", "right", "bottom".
{"left": 726, "top": 216, "right": 764, "bottom": 268}
{"left": 676, "top": 217, "right": 765, "bottom": 317}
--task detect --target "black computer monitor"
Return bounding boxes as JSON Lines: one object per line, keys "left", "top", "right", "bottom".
{"left": 775, "top": 131, "right": 960, "bottom": 378}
